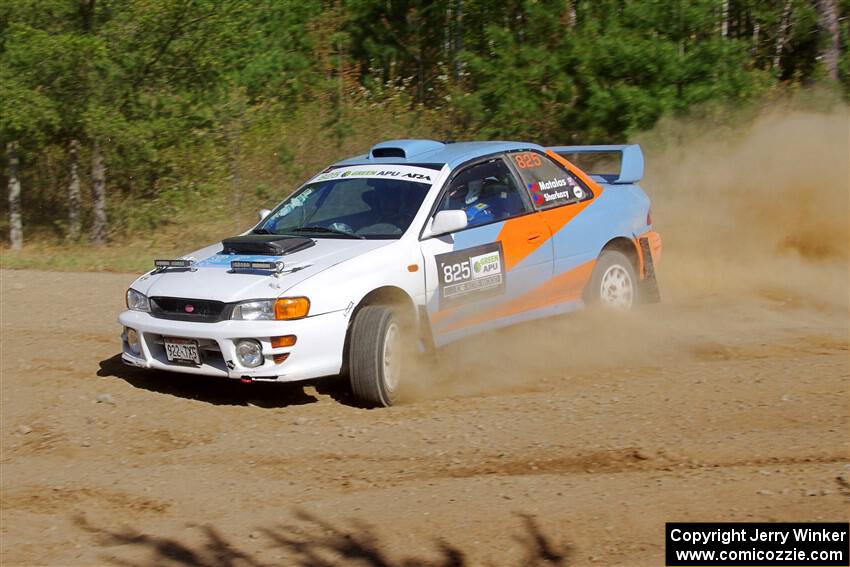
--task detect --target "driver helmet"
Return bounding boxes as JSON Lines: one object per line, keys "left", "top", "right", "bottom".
{"left": 447, "top": 179, "right": 484, "bottom": 207}
{"left": 463, "top": 179, "right": 483, "bottom": 205}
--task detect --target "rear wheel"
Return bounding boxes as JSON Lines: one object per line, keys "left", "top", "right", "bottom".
{"left": 349, "top": 305, "right": 408, "bottom": 407}
{"left": 587, "top": 250, "right": 638, "bottom": 309}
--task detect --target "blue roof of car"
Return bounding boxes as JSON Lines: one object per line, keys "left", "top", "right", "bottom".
{"left": 333, "top": 139, "right": 545, "bottom": 170}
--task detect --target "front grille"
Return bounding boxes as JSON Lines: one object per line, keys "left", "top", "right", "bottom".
{"left": 150, "top": 297, "right": 228, "bottom": 323}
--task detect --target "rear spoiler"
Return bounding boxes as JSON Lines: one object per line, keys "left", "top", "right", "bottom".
{"left": 547, "top": 144, "right": 644, "bottom": 184}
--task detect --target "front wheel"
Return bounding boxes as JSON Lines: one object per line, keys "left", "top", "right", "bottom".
{"left": 586, "top": 250, "right": 638, "bottom": 310}
{"left": 349, "top": 305, "right": 407, "bottom": 407}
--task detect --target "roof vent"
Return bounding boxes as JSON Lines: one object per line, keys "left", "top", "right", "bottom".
{"left": 368, "top": 139, "right": 445, "bottom": 160}
{"left": 371, "top": 147, "right": 406, "bottom": 158}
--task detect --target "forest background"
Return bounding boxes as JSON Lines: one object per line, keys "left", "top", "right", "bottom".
{"left": 1, "top": 0, "right": 847, "bottom": 271}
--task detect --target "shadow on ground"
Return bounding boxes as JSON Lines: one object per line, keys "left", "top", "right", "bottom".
{"left": 75, "top": 510, "right": 571, "bottom": 567}
{"left": 97, "top": 354, "right": 354, "bottom": 409}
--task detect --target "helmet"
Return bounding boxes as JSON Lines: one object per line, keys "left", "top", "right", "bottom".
{"left": 447, "top": 179, "right": 484, "bottom": 208}
{"left": 463, "top": 179, "right": 483, "bottom": 205}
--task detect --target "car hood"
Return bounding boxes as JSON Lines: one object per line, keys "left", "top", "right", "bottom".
{"left": 131, "top": 238, "right": 392, "bottom": 303}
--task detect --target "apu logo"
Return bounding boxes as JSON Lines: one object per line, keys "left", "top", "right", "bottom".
{"left": 470, "top": 251, "right": 501, "bottom": 278}
{"left": 184, "top": 304, "right": 195, "bottom": 313}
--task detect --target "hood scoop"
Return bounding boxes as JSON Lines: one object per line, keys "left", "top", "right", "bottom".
{"left": 220, "top": 234, "right": 315, "bottom": 256}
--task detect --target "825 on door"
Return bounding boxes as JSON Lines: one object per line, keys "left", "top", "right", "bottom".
{"left": 435, "top": 242, "right": 505, "bottom": 308}
{"left": 443, "top": 260, "right": 471, "bottom": 283}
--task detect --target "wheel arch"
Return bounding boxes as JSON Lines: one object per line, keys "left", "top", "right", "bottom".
{"left": 340, "top": 286, "right": 419, "bottom": 376}
{"left": 584, "top": 236, "right": 642, "bottom": 306}
{"left": 353, "top": 286, "right": 417, "bottom": 319}
{"left": 600, "top": 236, "right": 640, "bottom": 274}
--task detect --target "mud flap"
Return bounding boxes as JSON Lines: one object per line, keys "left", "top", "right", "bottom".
{"left": 639, "top": 237, "right": 661, "bottom": 303}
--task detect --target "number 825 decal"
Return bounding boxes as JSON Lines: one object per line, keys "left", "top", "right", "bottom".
{"left": 435, "top": 242, "right": 505, "bottom": 308}
{"left": 512, "top": 152, "right": 543, "bottom": 169}
{"left": 443, "top": 260, "right": 471, "bottom": 284}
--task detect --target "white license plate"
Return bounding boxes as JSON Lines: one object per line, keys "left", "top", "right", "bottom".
{"left": 163, "top": 337, "right": 200, "bottom": 365}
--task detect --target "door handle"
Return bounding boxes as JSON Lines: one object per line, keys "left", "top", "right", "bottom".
{"left": 527, "top": 232, "right": 542, "bottom": 242}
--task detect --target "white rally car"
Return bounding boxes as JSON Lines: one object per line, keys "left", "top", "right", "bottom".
{"left": 120, "top": 139, "right": 661, "bottom": 406}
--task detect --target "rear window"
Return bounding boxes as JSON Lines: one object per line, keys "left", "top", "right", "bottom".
{"left": 508, "top": 151, "right": 593, "bottom": 209}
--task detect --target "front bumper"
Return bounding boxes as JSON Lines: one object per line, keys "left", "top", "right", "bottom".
{"left": 118, "top": 309, "right": 348, "bottom": 382}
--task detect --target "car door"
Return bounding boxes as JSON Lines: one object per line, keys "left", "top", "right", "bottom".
{"left": 505, "top": 150, "right": 601, "bottom": 311}
{"left": 419, "top": 155, "right": 554, "bottom": 346}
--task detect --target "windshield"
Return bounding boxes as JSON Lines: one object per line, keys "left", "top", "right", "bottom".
{"left": 256, "top": 167, "right": 434, "bottom": 239}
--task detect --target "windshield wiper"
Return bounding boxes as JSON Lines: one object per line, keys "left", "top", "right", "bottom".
{"left": 291, "top": 226, "right": 365, "bottom": 239}
{"left": 252, "top": 227, "right": 273, "bottom": 234}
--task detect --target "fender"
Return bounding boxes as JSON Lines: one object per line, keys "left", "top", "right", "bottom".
{"left": 284, "top": 239, "right": 427, "bottom": 320}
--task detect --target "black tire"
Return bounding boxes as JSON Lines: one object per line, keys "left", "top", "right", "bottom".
{"left": 349, "top": 305, "right": 407, "bottom": 407}
{"left": 586, "top": 250, "right": 638, "bottom": 309}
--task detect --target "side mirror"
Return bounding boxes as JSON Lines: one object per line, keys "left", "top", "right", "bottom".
{"left": 426, "top": 210, "right": 468, "bottom": 238}
{"left": 258, "top": 209, "right": 271, "bottom": 222}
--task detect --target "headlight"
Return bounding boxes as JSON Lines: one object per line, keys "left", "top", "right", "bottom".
{"left": 231, "top": 297, "right": 310, "bottom": 321}
{"left": 126, "top": 289, "right": 150, "bottom": 312}
{"left": 231, "top": 300, "right": 275, "bottom": 321}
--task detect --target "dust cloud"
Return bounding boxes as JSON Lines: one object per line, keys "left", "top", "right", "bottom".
{"left": 401, "top": 103, "right": 850, "bottom": 403}
{"left": 645, "top": 104, "right": 849, "bottom": 304}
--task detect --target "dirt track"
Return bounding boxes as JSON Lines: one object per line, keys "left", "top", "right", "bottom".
{"left": 2, "top": 108, "right": 849, "bottom": 566}
{"left": 1, "top": 261, "right": 848, "bottom": 567}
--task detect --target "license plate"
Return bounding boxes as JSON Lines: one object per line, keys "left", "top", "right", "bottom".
{"left": 163, "top": 337, "right": 200, "bottom": 365}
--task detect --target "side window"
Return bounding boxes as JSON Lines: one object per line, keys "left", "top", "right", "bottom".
{"left": 436, "top": 158, "right": 530, "bottom": 228}
{"left": 509, "top": 151, "right": 593, "bottom": 209}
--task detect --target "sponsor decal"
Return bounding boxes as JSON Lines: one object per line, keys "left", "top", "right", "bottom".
{"left": 340, "top": 169, "right": 431, "bottom": 181}
{"left": 528, "top": 177, "right": 584, "bottom": 204}
{"left": 275, "top": 188, "right": 315, "bottom": 217}
{"left": 471, "top": 250, "right": 501, "bottom": 278}
{"left": 341, "top": 169, "right": 376, "bottom": 177}
{"left": 313, "top": 170, "right": 342, "bottom": 182}
{"left": 436, "top": 242, "right": 505, "bottom": 308}
{"left": 403, "top": 172, "right": 431, "bottom": 181}
{"left": 572, "top": 183, "right": 585, "bottom": 199}
{"left": 314, "top": 167, "right": 432, "bottom": 183}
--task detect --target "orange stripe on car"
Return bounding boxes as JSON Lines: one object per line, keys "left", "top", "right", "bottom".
{"left": 430, "top": 306, "right": 459, "bottom": 326}
{"left": 437, "top": 260, "right": 596, "bottom": 334}
{"left": 433, "top": 153, "right": 606, "bottom": 331}
{"left": 496, "top": 213, "right": 553, "bottom": 272}
{"left": 497, "top": 151, "right": 604, "bottom": 272}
